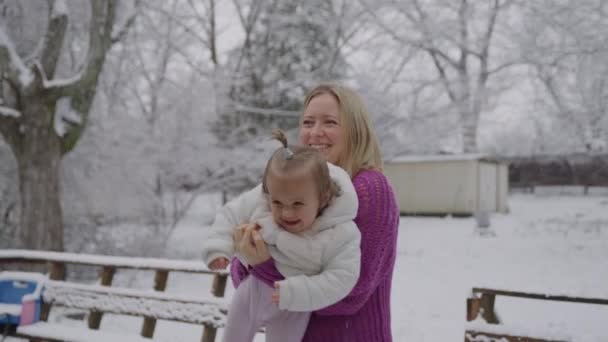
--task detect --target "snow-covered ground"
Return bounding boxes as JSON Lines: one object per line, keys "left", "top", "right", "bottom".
{"left": 166, "top": 193, "right": 608, "bottom": 341}
{"left": 7, "top": 193, "right": 608, "bottom": 341}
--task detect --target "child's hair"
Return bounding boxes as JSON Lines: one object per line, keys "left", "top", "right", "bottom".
{"left": 262, "top": 129, "right": 341, "bottom": 211}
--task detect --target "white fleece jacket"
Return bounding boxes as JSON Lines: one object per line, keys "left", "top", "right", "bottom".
{"left": 202, "top": 163, "right": 361, "bottom": 312}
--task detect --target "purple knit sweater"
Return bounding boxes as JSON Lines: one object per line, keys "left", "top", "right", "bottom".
{"left": 230, "top": 169, "right": 400, "bottom": 342}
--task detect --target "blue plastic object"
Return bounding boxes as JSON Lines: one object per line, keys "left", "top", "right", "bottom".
{"left": 0, "top": 272, "right": 46, "bottom": 326}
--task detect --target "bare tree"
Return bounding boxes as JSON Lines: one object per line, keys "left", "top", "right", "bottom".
{"left": 359, "top": 0, "right": 519, "bottom": 153}
{"left": 0, "top": 1, "right": 136, "bottom": 251}
{"left": 521, "top": 0, "right": 608, "bottom": 152}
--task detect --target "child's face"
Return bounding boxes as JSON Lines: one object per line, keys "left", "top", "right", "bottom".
{"left": 266, "top": 171, "right": 322, "bottom": 234}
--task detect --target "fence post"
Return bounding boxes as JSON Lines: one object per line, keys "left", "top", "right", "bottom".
{"left": 141, "top": 270, "right": 169, "bottom": 338}
{"left": 40, "top": 262, "right": 65, "bottom": 322}
{"left": 88, "top": 266, "right": 115, "bottom": 329}
{"left": 201, "top": 273, "right": 228, "bottom": 342}
{"left": 480, "top": 293, "right": 499, "bottom": 324}
{"left": 466, "top": 297, "right": 481, "bottom": 321}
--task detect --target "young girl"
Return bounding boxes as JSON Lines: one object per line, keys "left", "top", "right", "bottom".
{"left": 202, "top": 130, "right": 361, "bottom": 342}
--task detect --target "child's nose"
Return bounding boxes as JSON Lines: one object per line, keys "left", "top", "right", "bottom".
{"left": 282, "top": 207, "right": 296, "bottom": 218}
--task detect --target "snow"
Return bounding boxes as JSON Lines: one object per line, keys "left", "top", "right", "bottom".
{"left": 0, "top": 27, "right": 33, "bottom": 87}
{"left": 53, "top": 97, "right": 82, "bottom": 136}
{"left": 151, "top": 193, "right": 608, "bottom": 341}
{"left": 0, "top": 304, "right": 21, "bottom": 316}
{"left": 45, "top": 280, "right": 228, "bottom": 309}
{"left": 43, "top": 280, "right": 227, "bottom": 327}
{"left": 51, "top": 0, "right": 68, "bottom": 18}
{"left": 43, "top": 70, "right": 83, "bottom": 89}
{"left": 5, "top": 194, "right": 608, "bottom": 341}
{"left": 0, "top": 250, "right": 226, "bottom": 274}
{"left": 0, "top": 105, "right": 21, "bottom": 117}
{"left": 18, "top": 322, "right": 171, "bottom": 342}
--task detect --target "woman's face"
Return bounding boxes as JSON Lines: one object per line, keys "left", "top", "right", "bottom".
{"left": 299, "top": 93, "right": 346, "bottom": 165}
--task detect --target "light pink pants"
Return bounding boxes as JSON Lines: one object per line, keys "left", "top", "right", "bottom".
{"left": 223, "top": 277, "right": 310, "bottom": 342}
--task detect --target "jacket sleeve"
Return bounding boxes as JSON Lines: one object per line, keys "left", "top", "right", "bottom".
{"left": 315, "top": 171, "right": 399, "bottom": 316}
{"left": 202, "top": 185, "right": 263, "bottom": 265}
{"left": 277, "top": 224, "right": 361, "bottom": 312}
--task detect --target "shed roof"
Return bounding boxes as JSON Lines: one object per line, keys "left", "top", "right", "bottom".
{"left": 387, "top": 153, "right": 503, "bottom": 164}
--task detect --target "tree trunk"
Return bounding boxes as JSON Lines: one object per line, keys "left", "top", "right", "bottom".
{"left": 457, "top": 77, "right": 479, "bottom": 154}
{"left": 461, "top": 111, "right": 479, "bottom": 154}
{"left": 16, "top": 98, "right": 64, "bottom": 251}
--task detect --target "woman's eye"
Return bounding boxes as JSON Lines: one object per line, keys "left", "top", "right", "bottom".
{"left": 272, "top": 201, "right": 282, "bottom": 206}
{"left": 302, "top": 120, "right": 314, "bottom": 127}
{"left": 294, "top": 202, "right": 303, "bottom": 206}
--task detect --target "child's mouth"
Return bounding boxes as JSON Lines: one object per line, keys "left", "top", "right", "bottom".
{"left": 282, "top": 219, "right": 300, "bottom": 226}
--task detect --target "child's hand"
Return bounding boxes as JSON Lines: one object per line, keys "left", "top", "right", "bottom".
{"left": 208, "top": 257, "right": 230, "bottom": 270}
{"left": 272, "top": 282, "right": 280, "bottom": 304}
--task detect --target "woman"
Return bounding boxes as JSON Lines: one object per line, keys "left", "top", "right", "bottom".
{"left": 231, "top": 83, "right": 399, "bottom": 341}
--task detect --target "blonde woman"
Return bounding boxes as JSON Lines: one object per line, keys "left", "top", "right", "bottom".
{"left": 232, "top": 83, "right": 399, "bottom": 341}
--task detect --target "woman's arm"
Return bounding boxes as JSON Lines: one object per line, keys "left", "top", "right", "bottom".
{"left": 315, "top": 171, "right": 399, "bottom": 316}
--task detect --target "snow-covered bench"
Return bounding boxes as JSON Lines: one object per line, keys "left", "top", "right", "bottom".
{"left": 464, "top": 287, "right": 608, "bottom": 342}
{"left": 15, "top": 280, "right": 228, "bottom": 342}
{"left": 0, "top": 249, "right": 230, "bottom": 342}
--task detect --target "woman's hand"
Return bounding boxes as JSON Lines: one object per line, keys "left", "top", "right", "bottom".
{"left": 233, "top": 223, "right": 271, "bottom": 266}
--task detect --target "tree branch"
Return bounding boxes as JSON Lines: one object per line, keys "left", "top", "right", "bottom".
{"left": 111, "top": 0, "right": 140, "bottom": 44}
{"left": 429, "top": 50, "right": 457, "bottom": 102}
{"left": 39, "top": 0, "right": 69, "bottom": 79}
{"left": 58, "top": 1, "right": 119, "bottom": 154}
{"left": 0, "top": 26, "right": 33, "bottom": 87}
{"left": 143, "top": 2, "right": 211, "bottom": 51}
{"left": 0, "top": 111, "right": 21, "bottom": 153}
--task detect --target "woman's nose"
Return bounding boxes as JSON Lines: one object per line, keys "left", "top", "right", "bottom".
{"left": 310, "top": 123, "right": 323, "bottom": 137}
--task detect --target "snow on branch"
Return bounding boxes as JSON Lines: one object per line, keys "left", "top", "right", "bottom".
{"left": 53, "top": 97, "right": 82, "bottom": 136}
{"left": 0, "top": 105, "right": 21, "bottom": 118}
{"left": 51, "top": 0, "right": 69, "bottom": 18}
{"left": 0, "top": 26, "right": 33, "bottom": 87}
{"left": 41, "top": 65, "right": 84, "bottom": 90}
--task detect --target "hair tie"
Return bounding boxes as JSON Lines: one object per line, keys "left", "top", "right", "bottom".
{"left": 283, "top": 147, "right": 294, "bottom": 160}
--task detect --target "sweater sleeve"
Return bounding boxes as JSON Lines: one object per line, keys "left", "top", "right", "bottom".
{"left": 229, "top": 256, "right": 285, "bottom": 289}
{"left": 229, "top": 257, "right": 249, "bottom": 288}
{"left": 250, "top": 257, "right": 285, "bottom": 287}
{"left": 315, "top": 170, "right": 399, "bottom": 316}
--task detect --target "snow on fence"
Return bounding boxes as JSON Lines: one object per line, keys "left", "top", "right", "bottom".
{"left": 464, "top": 287, "right": 608, "bottom": 342}
{"left": 0, "top": 249, "right": 229, "bottom": 342}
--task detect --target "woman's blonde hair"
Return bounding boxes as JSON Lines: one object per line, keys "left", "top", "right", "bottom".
{"left": 302, "top": 83, "right": 383, "bottom": 176}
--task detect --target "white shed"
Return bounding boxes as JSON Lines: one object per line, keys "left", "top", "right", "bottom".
{"left": 384, "top": 154, "right": 509, "bottom": 215}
